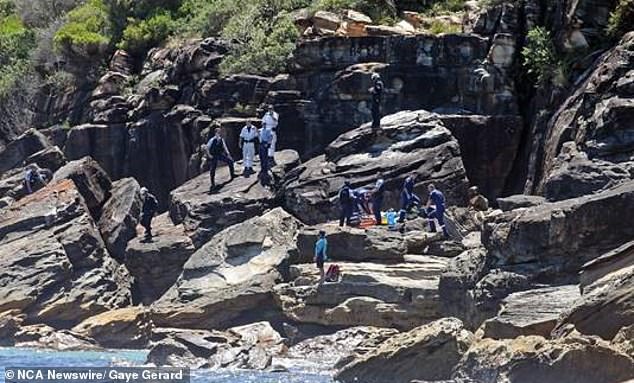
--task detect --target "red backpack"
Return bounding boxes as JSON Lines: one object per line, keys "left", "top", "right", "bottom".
{"left": 325, "top": 264, "right": 341, "bottom": 282}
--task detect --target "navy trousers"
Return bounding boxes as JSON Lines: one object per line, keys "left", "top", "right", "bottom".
{"left": 209, "top": 154, "right": 235, "bottom": 186}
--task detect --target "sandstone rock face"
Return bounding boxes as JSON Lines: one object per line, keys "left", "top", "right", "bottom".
{"left": 52, "top": 157, "right": 112, "bottom": 218}
{"left": 496, "top": 194, "right": 546, "bottom": 211}
{"left": 0, "top": 129, "right": 51, "bottom": 175}
{"left": 534, "top": 33, "right": 634, "bottom": 200}
{"left": 555, "top": 246, "right": 634, "bottom": 340}
{"left": 125, "top": 214, "right": 195, "bottom": 305}
{"left": 72, "top": 307, "right": 152, "bottom": 349}
{"left": 438, "top": 248, "right": 488, "bottom": 328}
{"left": 336, "top": 318, "right": 473, "bottom": 383}
{"left": 274, "top": 258, "right": 447, "bottom": 330}
{"left": 483, "top": 180, "right": 634, "bottom": 281}
{"left": 481, "top": 285, "right": 580, "bottom": 339}
{"left": 439, "top": 115, "right": 523, "bottom": 202}
{"left": 14, "top": 324, "right": 99, "bottom": 351}
{"left": 147, "top": 322, "right": 285, "bottom": 370}
{"left": 295, "top": 224, "right": 422, "bottom": 264}
{"left": 97, "top": 178, "right": 141, "bottom": 260}
{"left": 284, "top": 110, "right": 469, "bottom": 224}
{"left": 0, "top": 180, "right": 131, "bottom": 328}
{"left": 453, "top": 334, "right": 634, "bottom": 383}
{"left": 169, "top": 150, "right": 299, "bottom": 247}
{"left": 151, "top": 208, "right": 301, "bottom": 329}
{"left": 285, "top": 327, "right": 398, "bottom": 371}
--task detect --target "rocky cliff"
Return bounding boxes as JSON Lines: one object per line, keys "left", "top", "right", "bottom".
{"left": 0, "top": 0, "right": 632, "bottom": 381}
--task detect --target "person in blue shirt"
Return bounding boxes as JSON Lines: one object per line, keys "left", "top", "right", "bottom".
{"left": 398, "top": 174, "right": 422, "bottom": 222}
{"left": 314, "top": 230, "right": 328, "bottom": 285}
{"left": 259, "top": 125, "right": 274, "bottom": 186}
{"left": 426, "top": 184, "right": 449, "bottom": 237}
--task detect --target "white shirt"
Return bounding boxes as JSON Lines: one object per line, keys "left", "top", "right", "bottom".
{"left": 240, "top": 125, "right": 258, "bottom": 141}
{"left": 262, "top": 111, "right": 279, "bottom": 130}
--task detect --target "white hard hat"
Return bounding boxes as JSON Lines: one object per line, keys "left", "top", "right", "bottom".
{"left": 140, "top": 187, "right": 148, "bottom": 195}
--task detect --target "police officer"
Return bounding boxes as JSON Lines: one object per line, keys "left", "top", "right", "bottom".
{"left": 369, "top": 73, "right": 384, "bottom": 132}
{"left": 206, "top": 128, "right": 235, "bottom": 192}
{"left": 372, "top": 173, "right": 386, "bottom": 225}
{"left": 426, "top": 184, "right": 448, "bottom": 237}
{"left": 261, "top": 105, "right": 279, "bottom": 164}
{"left": 140, "top": 187, "right": 158, "bottom": 241}
{"left": 338, "top": 179, "right": 353, "bottom": 227}
{"left": 239, "top": 120, "right": 258, "bottom": 176}
{"left": 259, "top": 124, "right": 274, "bottom": 186}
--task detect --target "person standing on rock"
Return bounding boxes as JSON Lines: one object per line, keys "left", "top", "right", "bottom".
{"left": 369, "top": 73, "right": 384, "bottom": 133}
{"left": 398, "top": 174, "right": 421, "bottom": 223}
{"left": 262, "top": 105, "right": 279, "bottom": 165}
{"left": 339, "top": 179, "right": 353, "bottom": 227}
{"left": 314, "top": 230, "right": 328, "bottom": 286}
{"left": 239, "top": 120, "right": 258, "bottom": 177}
{"left": 372, "top": 173, "right": 386, "bottom": 225}
{"left": 206, "top": 127, "right": 235, "bottom": 192}
{"left": 258, "top": 123, "right": 274, "bottom": 186}
{"left": 140, "top": 187, "right": 158, "bottom": 241}
{"left": 425, "top": 184, "right": 448, "bottom": 238}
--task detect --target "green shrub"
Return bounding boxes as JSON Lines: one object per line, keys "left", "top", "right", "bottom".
{"left": 427, "top": 19, "right": 461, "bottom": 34}
{"left": 178, "top": 0, "right": 243, "bottom": 36}
{"left": 0, "top": 14, "right": 36, "bottom": 65}
{"left": 424, "top": 0, "right": 466, "bottom": 16}
{"left": 219, "top": 11, "right": 299, "bottom": 75}
{"left": 607, "top": 0, "right": 634, "bottom": 39}
{"left": 522, "top": 26, "right": 559, "bottom": 85}
{"left": 54, "top": 0, "right": 111, "bottom": 55}
{"left": 118, "top": 12, "right": 176, "bottom": 55}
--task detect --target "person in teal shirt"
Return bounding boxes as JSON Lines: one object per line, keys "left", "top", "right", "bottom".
{"left": 314, "top": 230, "right": 328, "bottom": 285}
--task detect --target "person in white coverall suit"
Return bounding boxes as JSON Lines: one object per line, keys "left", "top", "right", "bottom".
{"left": 239, "top": 120, "right": 258, "bottom": 176}
{"left": 261, "top": 105, "right": 279, "bottom": 163}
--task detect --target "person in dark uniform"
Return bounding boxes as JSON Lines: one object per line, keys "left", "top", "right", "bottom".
{"left": 206, "top": 128, "right": 235, "bottom": 192}
{"left": 369, "top": 73, "right": 384, "bottom": 132}
{"left": 426, "top": 184, "right": 448, "bottom": 237}
{"left": 339, "top": 179, "right": 353, "bottom": 227}
{"left": 372, "top": 173, "right": 386, "bottom": 225}
{"left": 140, "top": 187, "right": 158, "bottom": 241}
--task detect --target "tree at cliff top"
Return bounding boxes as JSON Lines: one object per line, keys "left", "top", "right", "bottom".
{"left": 607, "top": 0, "right": 634, "bottom": 40}
{"left": 0, "top": 0, "right": 36, "bottom": 137}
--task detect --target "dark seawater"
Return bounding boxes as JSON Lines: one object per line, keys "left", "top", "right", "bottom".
{"left": 0, "top": 348, "right": 334, "bottom": 383}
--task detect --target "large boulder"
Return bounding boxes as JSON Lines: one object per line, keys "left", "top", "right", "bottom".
{"left": 169, "top": 150, "right": 299, "bottom": 247}
{"left": 71, "top": 307, "right": 152, "bottom": 349}
{"left": 335, "top": 318, "right": 473, "bottom": 383}
{"left": 274, "top": 257, "right": 448, "bottom": 330}
{"left": 97, "top": 178, "right": 142, "bottom": 260}
{"left": 52, "top": 157, "right": 112, "bottom": 218}
{"left": 481, "top": 285, "right": 580, "bottom": 339}
{"left": 483, "top": 180, "right": 634, "bottom": 281}
{"left": 285, "top": 326, "right": 398, "bottom": 371}
{"left": 0, "top": 129, "right": 51, "bottom": 175}
{"left": 555, "top": 244, "right": 634, "bottom": 340}
{"left": 0, "top": 179, "right": 132, "bottom": 327}
{"left": 283, "top": 110, "right": 469, "bottom": 224}
{"left": 151, "top": 208, "right": 301, "bottom": 329}
{"left": 124, "top": 214, "right": 195, "bottom": 305}
{"left": 147, "top": 322, "right": 285, "bottom": 370}
{"left": 453, "top": 334, "right": 634, "bottom": 383}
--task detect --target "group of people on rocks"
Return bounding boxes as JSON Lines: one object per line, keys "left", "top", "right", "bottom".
{"left": 338, "top": 174, "right": 450, "bottom": 237}
{"left": 205, "top": 105, "right": 279, "bottom": 192}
